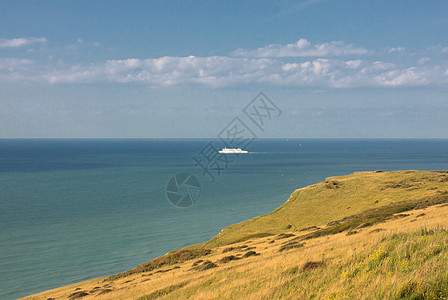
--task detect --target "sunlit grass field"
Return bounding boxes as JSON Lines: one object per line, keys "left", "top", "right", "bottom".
{"left": 24, "top": 171, "right": 448, "bottom": 299}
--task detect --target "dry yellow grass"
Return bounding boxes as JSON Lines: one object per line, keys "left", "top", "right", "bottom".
{"left": 22, "top": 171, "right": 448, "bottom": 300}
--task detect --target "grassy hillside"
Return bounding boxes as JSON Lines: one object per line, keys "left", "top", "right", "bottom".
{"left": 199, "top": 170, "right": 448, "bottom": 248}
{"left": 24, "top": 171, "right": 448, "bottom": 299}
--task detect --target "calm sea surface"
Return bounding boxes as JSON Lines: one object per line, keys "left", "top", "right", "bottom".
{"left": 1, "top": 139, "right": 448, "bottom": 299}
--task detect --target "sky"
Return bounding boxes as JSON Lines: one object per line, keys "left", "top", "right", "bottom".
{"left": 1, "top": 0, "right": 448, "bottom": 138}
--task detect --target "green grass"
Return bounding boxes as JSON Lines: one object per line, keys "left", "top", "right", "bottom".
{"left": 195, "top": 171, "right": 448, "bottom": 248}
{"left": 107, "top": 171, "right": 448, "bottom": 281}
{"left": 25, "top": 171, "right": 448, "bottom": 300}
{"left": 271, "top": 227, "right": 448, "bottom": 299}
{"left": 340, "top": 227, "right": 448, "bottom": 299}
{"left": 154, "top": 226, "right": 448, "bottom": 299}
{"left": 297, "top": 194, "right": 448, "bottom": 241}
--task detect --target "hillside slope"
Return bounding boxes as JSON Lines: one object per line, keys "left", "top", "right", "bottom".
{"left": 24, "top": 171, "right": 448, "bottom": 299}
{"left": 199, "top": 170, "right": 448, "bottom": 248}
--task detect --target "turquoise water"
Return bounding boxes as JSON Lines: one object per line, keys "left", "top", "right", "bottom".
{"left": 1, "top": 139, "right": 448, "bottom": 299}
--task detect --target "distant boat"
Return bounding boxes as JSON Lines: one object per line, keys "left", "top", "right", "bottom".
{"left": 218, "top": 148, "right": 248, "bottom": 154}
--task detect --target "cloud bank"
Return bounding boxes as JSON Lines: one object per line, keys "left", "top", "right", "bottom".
{"left": 231, "top": 38, "right": 369, "bottom": 57}
{"left": 1, "top": 38, "right": 447, "bottom": 88}
{"left": 0, "top": 37, "right": 47, "bottom": 48}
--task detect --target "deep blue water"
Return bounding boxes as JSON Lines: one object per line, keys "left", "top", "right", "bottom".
{"left": 1, "top": 139, "right": 448, "bottom": 299}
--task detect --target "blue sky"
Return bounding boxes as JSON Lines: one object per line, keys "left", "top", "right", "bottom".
{"left": 1, "top": 0, "right": 448, "bottom": 138}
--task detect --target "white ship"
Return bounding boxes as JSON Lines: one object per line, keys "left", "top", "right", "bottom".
{"left": 218, "top": 148, "right": 248, "bottom": 154}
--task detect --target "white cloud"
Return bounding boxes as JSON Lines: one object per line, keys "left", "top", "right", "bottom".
{"left": 388, "top": 47, "right": 406, "bottom": 53}
{"left": 417, "top": 57, "right": 431, "bottom": 65}
{"left": 374, "top": 65, "right": 447, "bottom": 87}
{"left": 0, "top": 58, "right": 35, "bottom": 70}
{"left": 44, "top": 56, "right": 276, "bottom": 87}
{"left": 442, "top": 47, "right": 448, "bottom": 54}
{"left": 231, "top": 38, "right": 369, "bottom": 58}
{"left": 1, "top": 38, "right": 447, "bottom": 88}
{"left": 31, "top": 56, "right": 445, "bottom": 88}
{"left": 0, "top": 37, "right": 47, "bottom": 48}
{"left": 345, "top": 60, "right": 362, "bottom": 69}
{"left": 0, "top": 58, "right": 36, "bottom": 82}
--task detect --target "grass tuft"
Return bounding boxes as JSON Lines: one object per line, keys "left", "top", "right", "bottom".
{"left": 277, "top": 233, "right": 295, "bottom": 239}
{"left": 301, "top": 261, "right": 325, "bottom": 272}
{"left": 218, "top": 255, "right": 240, "bottom": 263}
{"left": 279, "top": 241, "right": 305, "bottom": 252}
{"left": 67, "top": 291, "right": 88, "bottom": 299}
{"left": 242, "top": 251, "right": 260, "bottom": 258}
{"left": 190, "top": 260, "right": 218, "bottom": 271}
{"left": 107, "top": 249, "right": 211, "bottom": 280}
{"left": 136, "top": 281, "right": 189, "bottom": 300}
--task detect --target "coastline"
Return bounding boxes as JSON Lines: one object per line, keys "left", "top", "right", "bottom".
{"left": 23, "top": 170, "right": 448, "bottom": 299}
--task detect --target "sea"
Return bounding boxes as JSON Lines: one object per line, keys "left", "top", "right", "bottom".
{"left": 1, "top": 138, "right": 448, "bottom": 299}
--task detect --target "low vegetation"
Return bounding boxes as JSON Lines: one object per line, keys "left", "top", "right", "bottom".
{"left": 23, "top": 171, "right": 448, "bottom": 300}
{"left": 136, "top": 281, "right": 190, "bottom": 300}
{"left": 297, "top": 194, "right": 448, "bottom": 241}
{"left": 199, "top": 170, "right": 448, "bottom": 248}
{"left": 106, "top": 249, "right": 211, "bottom": 280}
